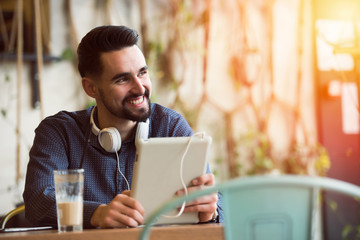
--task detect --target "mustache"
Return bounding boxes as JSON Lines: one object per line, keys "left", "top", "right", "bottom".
{"left": 123, "top": 89, "right": 150, "bottom": 103}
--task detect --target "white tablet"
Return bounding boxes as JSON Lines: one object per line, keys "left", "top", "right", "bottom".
{"left": 130, "top": 134, "right": 212, "bottom": 225}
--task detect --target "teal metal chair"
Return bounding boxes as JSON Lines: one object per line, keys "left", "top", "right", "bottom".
{"left": 139, "top": 174, "right": 360, "bottom": 240}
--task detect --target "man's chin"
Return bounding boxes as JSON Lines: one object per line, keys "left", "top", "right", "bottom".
{"left": 124, "top": 109, "right": 150, "bottom": 122}
{"left": 123, "top": 99, "right": 151, "bottom": 122}
{"left": 129, "top": 116, "right": 149, "bottom": 122}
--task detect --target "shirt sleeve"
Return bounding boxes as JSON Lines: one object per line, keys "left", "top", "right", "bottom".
{"left": 23, "top": 118, "right": 68, "bottom": 227}
{"left": 23, "top": 116, "right": 99, "bottom": 228}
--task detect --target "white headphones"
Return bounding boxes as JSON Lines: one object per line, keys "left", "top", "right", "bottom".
{"left": 90, "top": 107, "right": 149, "bottom": 152}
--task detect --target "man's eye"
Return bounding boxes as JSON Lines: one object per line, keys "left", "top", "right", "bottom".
{"left": 115, "top": 77, "right": 127, "bottom": 83}
{"left": 139, "top": 70, "right": 148, "bottom": 76}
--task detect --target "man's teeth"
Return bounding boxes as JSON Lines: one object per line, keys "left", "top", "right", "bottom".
{"left": 129, "top": 96, "right": 144, "bottom": 105}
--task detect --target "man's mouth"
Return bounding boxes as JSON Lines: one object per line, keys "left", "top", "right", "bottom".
{"left": 127, "top": 96, "right": 145, "bottom": 105}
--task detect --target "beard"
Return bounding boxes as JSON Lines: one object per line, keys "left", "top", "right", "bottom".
{"left": 99, "top": 89, "right": 151, "bottom": 122}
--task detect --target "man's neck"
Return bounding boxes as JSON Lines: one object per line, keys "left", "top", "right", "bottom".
{"left": 96, "top": 107, "right": 137, "bottom": 142}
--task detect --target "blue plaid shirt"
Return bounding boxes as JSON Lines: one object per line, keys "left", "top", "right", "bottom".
{"left": 23, "top": 103, "right": 223, "bottom": 228}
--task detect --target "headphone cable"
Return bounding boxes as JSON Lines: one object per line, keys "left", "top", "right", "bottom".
{"left": 115, "top": 151, "right": 130, "bottom": 191}
{"left": 79, "top": 122, "right": 92, "bottom": 169}
{"left": 163, "top": 132, "right": 205, "bottom": 218}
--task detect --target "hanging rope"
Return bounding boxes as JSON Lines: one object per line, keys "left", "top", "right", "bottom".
{"left": 139, "top": 0, "right": 148, "bottom": 59}
{"left": 16, "top": 0, "right": 23, "bottom": 184}
{"left": 65, "top": 0, "right": 79, "bottom": 50}
{"left": 34, "top": 0, "right": 45, "bottom": 119}
{"left": 40, "top": 0, "right": 50, "bottom": 52}
{"left": 0, "top": 5, "right": 9, "bottom": 53}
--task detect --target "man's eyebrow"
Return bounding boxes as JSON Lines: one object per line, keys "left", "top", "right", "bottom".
{"left": 111, "top": 72, "right": 130, "bottom": 81}
{"left": 140, "top": 66, "right": 149, "bottom": 72}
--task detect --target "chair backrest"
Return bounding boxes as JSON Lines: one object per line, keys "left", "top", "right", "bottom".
{"left": 139, "top": 175, "right": 360, "bottom": 240}
{"left": 0, "top": 205, "right": 25, "bottom": 230}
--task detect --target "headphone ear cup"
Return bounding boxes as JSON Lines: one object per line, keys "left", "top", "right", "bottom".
{"left": 135, "top": 119, "right": 149, "bottom": 142}
{"left": 98, "top": 127, "right": 121, "bottom": 153}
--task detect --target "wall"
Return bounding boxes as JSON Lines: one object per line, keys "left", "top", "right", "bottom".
{"left": 0, "top": 0, "right": 317, "bottom": 216}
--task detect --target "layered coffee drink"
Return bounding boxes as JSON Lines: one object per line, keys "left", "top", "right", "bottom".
{"left": 57, "top": 201, "right": 83, "bottom": 227}
{"left": 54, "top": 169, "right": 84, "bottom": 232}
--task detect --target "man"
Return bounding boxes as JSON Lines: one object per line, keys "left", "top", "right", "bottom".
{"left": 23, "top": 25, "right": 223, "bottom": 228}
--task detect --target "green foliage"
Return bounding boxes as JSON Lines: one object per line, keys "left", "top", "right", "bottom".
{"left": 1, "top": 74, "right": 11, "bottom": 119}
{"left": 5, "top": 74, "right": 11, "bottom": 82}
{"left": 171, "top": 81, "right": 179, "bottom": 91}
{"left": 1, "top": 109, "right": 6, "bottom": 118}
{"left": 86, "top": 99, "right": 96, "bottom": 108}
{"left": 236, "top": 129, "right": 275, "bottom": 175}
{"left": 328, "top": 198, "right": 360, "bottom": 240}
{"left": 341, "top": 224, "right": 360, "bottom": 240}
{"left": 61, "top": 48, "right": 75, "bottom": 61}
{"left": 285, "top": 143, "right": 330, "bottom": 176}
{"left": 342, "top": 225, "right": 353, "bottom": 240}
{"left": 213, "top": 157, "right": 223, "bottom": 178}
{"left": 212, "top": 169, "right": 218, "bottom": 177}
{"left": 234, "top": 127, "right": 330, "bottom": 176}
{"left": 329, "top": 200, "right": 338, "bottom": 211}
{"left": 215, "top": 157, "right": 223, "bottom": 165}
{"left": 356, "top": 226, "right": 360, "bottom": 238}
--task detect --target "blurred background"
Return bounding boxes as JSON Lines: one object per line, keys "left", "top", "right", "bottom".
{"left": 0, "top": 0, "right": 359, "bottom": 238}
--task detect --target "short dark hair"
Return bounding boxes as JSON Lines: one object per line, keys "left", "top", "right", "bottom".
{"left": 77, "top": 25, "right": 139, "bottom": 78}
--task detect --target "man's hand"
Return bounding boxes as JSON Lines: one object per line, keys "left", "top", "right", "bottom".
{"left": 176, "top": 173, "right": 218, "bottom": 222}
{"left": 90, "top": 191, "right": 145, "bottom": 228}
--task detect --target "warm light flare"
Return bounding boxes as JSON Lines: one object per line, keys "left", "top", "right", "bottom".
{"left": 316, "top": 0, "right": 360, "bottom": 21}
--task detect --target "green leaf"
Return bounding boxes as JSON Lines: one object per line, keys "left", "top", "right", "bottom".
{"left": 86, "top": 100, "right": 96, "bottom": 108}
{"left": 329, "top": 200, "right": 337, "bottom": 211}
{"left": 61, "top": 48, "right": 74, "bottom": 61}
{"left": 1, "top": 109, "right": 6, "bottom": 118}
{"left": 171, "top": 81, "right": 179, "bottom": 90}
{"left": 356, "top": 226, "right": 360, "bottom": 238}
{"left": 263, "top": 159, "right": 273, "bottom": 169}
{"left": 5, "top": 74, "right": 11, "bottom": 82}
{"left": 342, "top": 224, "right": 352, "bottom": 239}
{"left": 215, "top": 157, "right": 223, "bottom": 164}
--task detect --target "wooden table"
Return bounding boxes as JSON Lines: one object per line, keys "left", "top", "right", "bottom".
{"left": 0, "top": 223, "right": 224, "bottom": 240}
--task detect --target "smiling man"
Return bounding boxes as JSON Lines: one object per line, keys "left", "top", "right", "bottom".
{"left": 23, "top": 25, "right": 223, "bottom": 229}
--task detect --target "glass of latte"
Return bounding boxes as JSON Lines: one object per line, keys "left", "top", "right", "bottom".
{"left": 54, "top": 169, "right": 84, "bottom": 232}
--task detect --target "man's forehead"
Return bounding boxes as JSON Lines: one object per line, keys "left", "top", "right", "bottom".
{"left": 101, "top": 47, "right": 145, "bottom": 68}
{"left": 98, "top": 48, "right": 146, "bottom": 80}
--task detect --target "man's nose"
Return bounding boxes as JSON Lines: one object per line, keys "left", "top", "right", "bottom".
{"left": 131, "top": 76, "right": 146, "bottom": 94}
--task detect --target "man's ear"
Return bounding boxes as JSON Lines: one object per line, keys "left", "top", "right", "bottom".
{"left": 82, "top": 77, "right": 98, "bottom": 98}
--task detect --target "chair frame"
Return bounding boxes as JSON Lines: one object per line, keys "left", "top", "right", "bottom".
{"left": 139, "top": 175, "right": 360, "bottom": 240}
{"left": 0, "top": 205, "right": 25, "bottom": 230}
